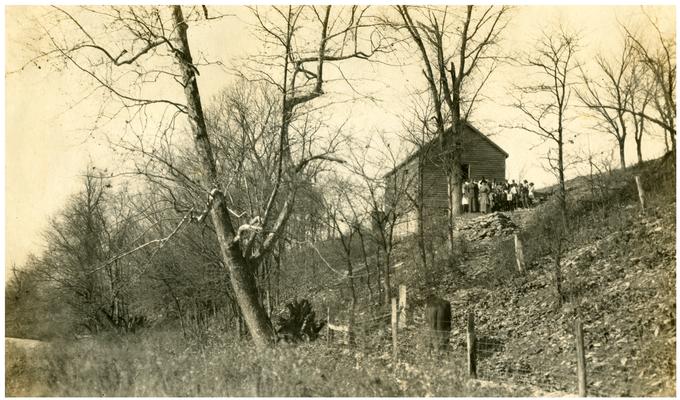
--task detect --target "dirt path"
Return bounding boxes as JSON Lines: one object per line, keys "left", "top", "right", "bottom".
{"left": 6, "top": 337, "right": 48, "bottom": 350}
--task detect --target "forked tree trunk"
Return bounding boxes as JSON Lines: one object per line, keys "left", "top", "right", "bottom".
{"left": 171, "top": 6, "right": 275, "bottom": 348}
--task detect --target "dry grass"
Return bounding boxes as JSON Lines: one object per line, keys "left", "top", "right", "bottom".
{"left": 5, "top": 330, "right": 523, "bottom": 397}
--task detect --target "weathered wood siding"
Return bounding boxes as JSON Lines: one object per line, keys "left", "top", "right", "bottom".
{"left": 460, "top": 126, "right": 506, "bottom": 182}
{"left": 420, "top": 153, "right": 449, "bottom": 233}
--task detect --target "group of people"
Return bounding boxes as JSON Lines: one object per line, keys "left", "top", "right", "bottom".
{"left": 462, "top": 178, "right": 535, "bottom": 214}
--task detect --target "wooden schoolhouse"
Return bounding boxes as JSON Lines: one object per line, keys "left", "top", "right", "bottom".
{"left": 384, "top": 123, "right": 508, "bottom": 236}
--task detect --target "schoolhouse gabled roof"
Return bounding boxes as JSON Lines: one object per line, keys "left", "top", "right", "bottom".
{"left": 383, "top": 123, "right": 508, "bottom": 178}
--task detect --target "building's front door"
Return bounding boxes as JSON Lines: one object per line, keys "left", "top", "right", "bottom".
{"left": 461, "top": 163, "right": 470, "bottom": 181}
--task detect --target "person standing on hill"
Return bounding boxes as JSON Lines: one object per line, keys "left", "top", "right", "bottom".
{"left": 494, "top": 182, "right": 504, "bottom": 212}
{"left": 471, "top": 180, "right": 479, "bottom": 213}
{"left": 509, "top": 180, "right": 518, "bottom": 211}
{"left": 521, "top": 180, "right": 530, "bottom": 208}
{"left": 528, "top": 182, "right": 535, "bottom": 206}
{"left": 479, "top": 178, "right": 490, "bottom": 214}
{"left": 462, "top": 180, "right": 470, "bottom": 213}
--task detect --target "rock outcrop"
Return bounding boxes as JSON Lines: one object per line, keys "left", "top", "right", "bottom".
{"left": 456, "top": 212, "right": 519, "bottom": 240}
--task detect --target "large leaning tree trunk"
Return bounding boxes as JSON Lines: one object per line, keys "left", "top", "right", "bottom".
{"left": 171, "top": 6, "right": 275, "bottom": 347}
{"left": 40, "top": 5, "right": 381, "bottom": 348}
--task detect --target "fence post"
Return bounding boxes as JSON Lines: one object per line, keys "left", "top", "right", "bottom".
{"left": 467, "top": 311, "right": 477, "bottom": 379}
{"left": 575, "top": 318, "right": 587, "bottom": 397}
{"left": 326, "top": 306, "right": 331, "bottom": 345}
{"left": 634, "top": 175, "right": 646, "bottom": 213}
{"left": 514, "top": 234, "right": 526, "bottom": 274}
{"left": 399, "top": 285, "right": 408, "bottom": 327}
{"left": 391, "top": 297, "right": 399, "bottom": 361}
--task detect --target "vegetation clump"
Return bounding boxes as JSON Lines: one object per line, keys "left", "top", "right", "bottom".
{"left": 275, "top": 298, "right": 326, "bottom": 343}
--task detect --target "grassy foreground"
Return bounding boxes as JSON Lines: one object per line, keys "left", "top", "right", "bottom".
{"left": 6, "top": 331, "right": 524, "bottom": 397}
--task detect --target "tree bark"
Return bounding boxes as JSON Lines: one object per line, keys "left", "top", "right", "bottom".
{"left": 557, "top": 125, "right": 567, "bottom": 224}
{"left": 618, "top": 138, "right": 627, "bottom": 170}
{"left": 171, "top": 5, "right": 275, "bottom": 348}
{"left": 356, "top": 229, "right": 374, "bottom": 302}
{"left": 449, "top": 139, "right": 464, "bottom": 217}
{"left": 635, "top": 136, "right": 643, "bottom": 164}
{"left": 383, "top": 250, "right": 391, "bottom": 306}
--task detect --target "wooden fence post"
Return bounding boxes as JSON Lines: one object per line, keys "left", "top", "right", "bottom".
{"left": 634, "top": 175, "right": 646, "bottom": 213}
{"left": 399, "top": 285, "right": 408, "bottom": 327}
{"left": 575, "top": 318, "right": 587, "bottom": 397}
{"left": 391, "top": 297, "right": 399, "bottom": 361}
{"left": 326, "top": 306, "right": 331, "bottom": 345}
{"left": 514, "top": 234, "right": 526, "bottom": 274}
{"left": 467, "top": 311, "right": 477, "bottom": 379}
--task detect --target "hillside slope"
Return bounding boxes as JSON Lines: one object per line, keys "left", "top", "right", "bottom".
{"left": 415, "top": 155, "right": 676, "bottom": 396}
{"left": 6, "top": 155, "right": 674, "bottom": 397}
{"left": 263, "top": 154, "right": 676, "bottom": 396}
{"left": 300, "top": 154, "right": 676, "bottom": 396}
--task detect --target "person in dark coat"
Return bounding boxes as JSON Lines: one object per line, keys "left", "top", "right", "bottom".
{"left": 521, "top": 180, "right": 530, "bottom": 208}
{"left": 471, "top": 180, "right": 479, "bottom": 213}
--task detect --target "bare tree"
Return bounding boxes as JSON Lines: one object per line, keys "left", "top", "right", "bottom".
{"left": 35, "top": 6, "right": 275, "bottom": 346}
{"left": 623, "top": 13, "right": 676, "bottom": 151}
{"left": 345, "top": 134, "right": 415, "bottom": 306}
{"left": 36, "top": 5, "right": 385, "bottom": 347}
{"left": 512, "top": 28, "right": 579, "bottom": 218}
{"left": 322, "top": 175, "right": 361, "bottom": 346}
{"left": 511, "top": 28, "right": 580, "bottom": 305}
{"left": 37, "top": 171, "right": 148, "bottom": 334}
{"left": 578, "top": 37, "right": 637, "bottom": 170}
{"left": 398, "top": 100, "right": 439, "bottom": 269}
{"left": 390, "top": 5, "right": 510, "bottom": 253}
{"left": 628, "top": 65, "right": 654, "bottom": 163}
{"left": 170, "top": 6, "right": 278, "bottom": 346}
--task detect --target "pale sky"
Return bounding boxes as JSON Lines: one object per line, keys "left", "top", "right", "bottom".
{"left": 4, "top": 5, "right": 676, "bottom": 270}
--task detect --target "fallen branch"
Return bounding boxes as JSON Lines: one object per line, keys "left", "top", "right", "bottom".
{"left": 86, "top": 207, "right": 194, "bottom": 276}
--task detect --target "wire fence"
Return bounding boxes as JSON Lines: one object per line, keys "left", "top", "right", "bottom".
{"left": 323, "top": 286, "right": 593, "bottom": 397}
{"left": 320, "top": 213, "right": 674, "bottom": 398}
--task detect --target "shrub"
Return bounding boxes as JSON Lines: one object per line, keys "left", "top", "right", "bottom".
{"left": 276, "top": 298, "right": 326, "bottom": 343}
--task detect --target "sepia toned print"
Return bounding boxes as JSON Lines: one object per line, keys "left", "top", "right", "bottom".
{"left": 5, "top": 5, "right": 675, "bottom": 397}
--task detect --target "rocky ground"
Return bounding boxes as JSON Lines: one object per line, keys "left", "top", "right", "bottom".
{"left": 455, "top": 212, "right": 520, "bottom": 241}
